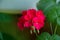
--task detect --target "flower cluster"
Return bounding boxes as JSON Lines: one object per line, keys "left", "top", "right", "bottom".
{"left": 17, "top": 9, "right": 45, "bottom": 33}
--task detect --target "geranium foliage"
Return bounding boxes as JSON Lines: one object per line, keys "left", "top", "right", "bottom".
{"left": 36, "top": 32, "right": 60, "bottom": 40}
{"left": 37, "top": 0, "right": 60, "bottom": 26}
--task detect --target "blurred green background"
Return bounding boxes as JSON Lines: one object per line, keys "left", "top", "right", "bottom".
{"left": 0, "top": 13, "right": 35, "bottom": 40}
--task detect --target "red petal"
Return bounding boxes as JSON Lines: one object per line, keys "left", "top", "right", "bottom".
{"left": 36, "top": 10, "right": 45, "bottom": 19}
{"left": 22, "top": 10, "right": 27, "bottom": 16}
{"left": 24, "top": 15, "right": 30, "bottom": 21}
{"left": 17, "top": 22, "right": 24, "bottom": 30}
{"left": 24, "top": 21, "right": 32, "bottom": 28}
{"left": 33, "top": 23, "right": 44, "bottom": 30}
{"left": 27, "top": 9, "right": 36, "bottom": 19}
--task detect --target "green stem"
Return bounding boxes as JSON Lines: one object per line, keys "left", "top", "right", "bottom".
{"left": 50, "top": 23, "right": 53, "bottom": 34}
{"left": 54, "top": 25, "right": 57, "bottom": 34}
{"left": 35, "top": 32, "right": 38, "bottom": 37}
{"left": 34, "top": 29, "right": 38, "bottom": 37}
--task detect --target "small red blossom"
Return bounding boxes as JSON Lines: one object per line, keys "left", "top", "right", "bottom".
{"left": 32, "top": 17, "right": 44, "bottom": 30}
{"left": 24, "top": 21, "right": 32, "bottom": 28}
{"left": 17, "top": 9, "right": 45, "bottom": 32}
{"left": 17, "top": 16, "right": 25, "bottom": 30}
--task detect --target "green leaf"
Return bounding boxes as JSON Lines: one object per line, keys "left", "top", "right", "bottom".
{"left": 36, "top": 32, "right": 60, "bottom": 40}
{"left": 37, "top": 0, "right": 60, "bottom": 26}
{"left": 49, "top": 35, "right": 60, "bottom": 40}
{"left": 57, "top": 17, "right": 60, "bottom": 25}
{"left": 36, "top": 32, "right": 51, "bottom": 40}
{"left": 37, "top": 0, "right": 55, "bottom": 11}
{"left": 0, "top": 32, "right": 16, "bottom": 40}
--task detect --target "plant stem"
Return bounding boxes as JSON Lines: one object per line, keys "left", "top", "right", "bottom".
{"left": 50, "top": 23, "right": 53, "bottom": 34}
{"left": 34, "top": 29, "right": 38, "bottom": 37}
{"left": 54, "top": 25, "right": 57, "bottom": 34}
{"left": 35, "top": 32, "right": 38, "bottom": 37}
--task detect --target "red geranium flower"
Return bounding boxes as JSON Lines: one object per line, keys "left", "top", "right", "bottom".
{"left": 17, "top": 9, "right": 45, "bottom": 33}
